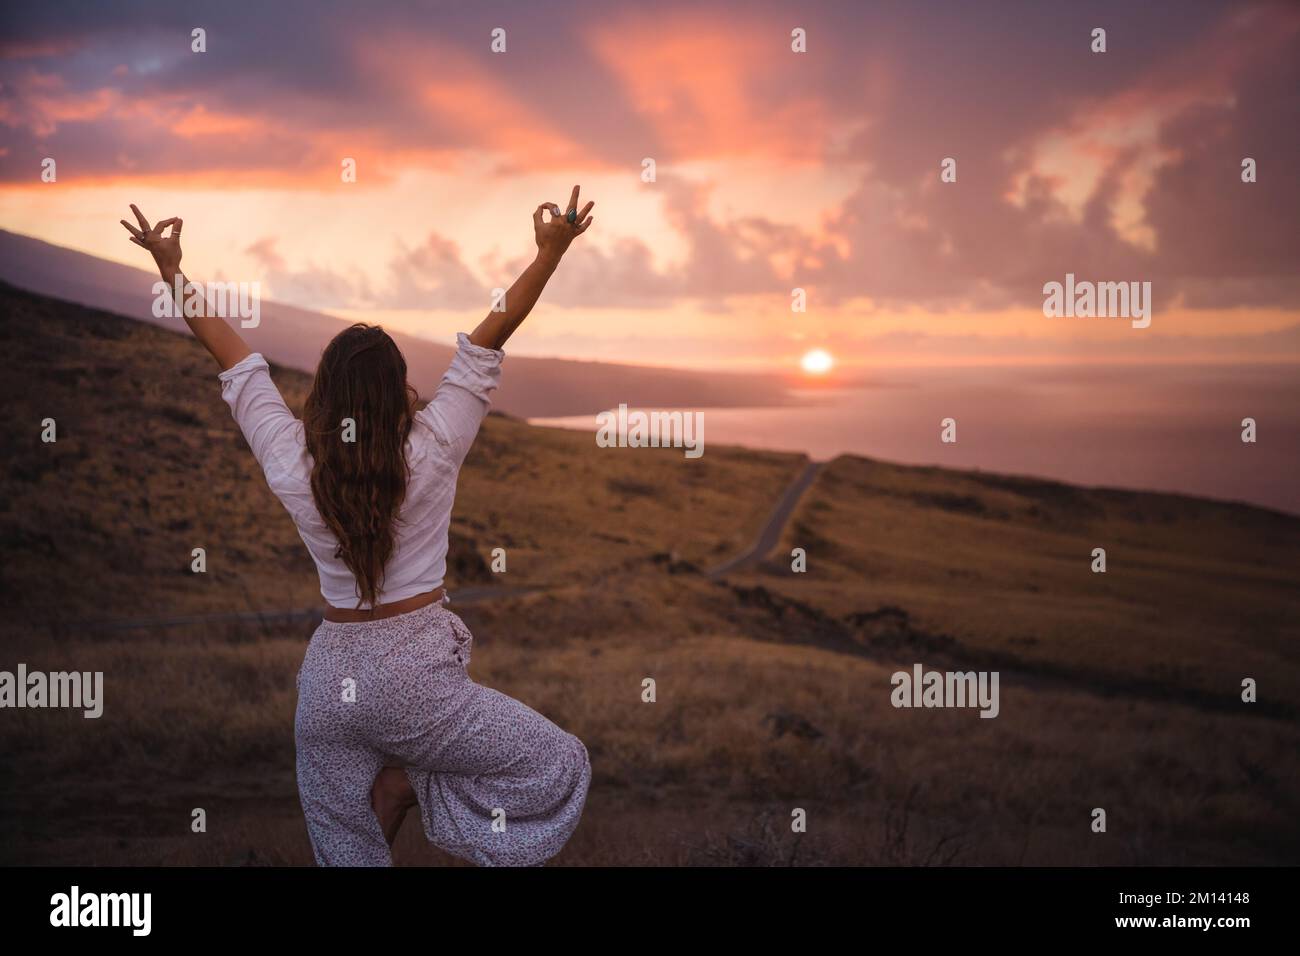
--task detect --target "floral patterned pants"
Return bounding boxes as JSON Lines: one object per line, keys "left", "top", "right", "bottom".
{"left": 294, "top": 601, "right": 590, "bottom": 866}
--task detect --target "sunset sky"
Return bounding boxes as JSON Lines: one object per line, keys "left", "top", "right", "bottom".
{"left": 2, "top": 0, "right": 1297, "bottom": 371}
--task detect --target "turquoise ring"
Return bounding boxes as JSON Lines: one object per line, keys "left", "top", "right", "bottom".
{"left": 566, "top": 208, "right": 578, "bottom": 224}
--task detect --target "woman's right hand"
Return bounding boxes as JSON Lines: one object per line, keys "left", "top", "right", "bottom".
{"left": 120, "top": 203, "right": 183, "bottom": 276}
{"left": 533, "top": 185, "right": 594, "bottom": 264}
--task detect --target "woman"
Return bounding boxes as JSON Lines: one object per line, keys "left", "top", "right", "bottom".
{"left": 120, "top": 189, "right": 595, "bottom": 866}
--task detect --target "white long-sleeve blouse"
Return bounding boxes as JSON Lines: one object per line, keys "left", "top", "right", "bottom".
{"left": 218, "top": 333, "right": 503, "bottom": 609}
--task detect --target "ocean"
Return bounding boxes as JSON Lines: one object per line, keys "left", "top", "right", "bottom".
{"left": 530, "top": 363, "right": 1300, "bottom": 515}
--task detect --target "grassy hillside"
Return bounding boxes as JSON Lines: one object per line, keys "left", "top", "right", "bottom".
{"left": 753, "top": 455, "right": 1300, "bottom": 704}
{"left": 0, "top": 280, "right": 803, "bottom": 627}
{"left": 1, "top": 282, "right": 1297, "bottom": 867}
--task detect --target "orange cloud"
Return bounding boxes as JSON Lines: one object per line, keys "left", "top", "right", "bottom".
{"left": 352, "top": 34, "right": 585, "bottom": 172}
{"left": 586, "top": 12, "right": 832, "bottom": 162}
{"left": 170, "top": 104, "right": 265, "bottom": 139}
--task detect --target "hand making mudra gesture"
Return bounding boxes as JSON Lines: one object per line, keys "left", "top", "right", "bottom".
{"left": 120, "top": 202, "right": 183, "bottom": 274}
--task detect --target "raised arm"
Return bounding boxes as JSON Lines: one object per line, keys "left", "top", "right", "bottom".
{"left": 468, "top": 184, "right": 594, "bottom": 351}
{"left": 120, "top": 204, "right": 251, "bottom": 371}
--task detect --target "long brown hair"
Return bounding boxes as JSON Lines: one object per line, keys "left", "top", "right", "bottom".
{"left": 304, "top": 323, "right": 417, "bottom": 608}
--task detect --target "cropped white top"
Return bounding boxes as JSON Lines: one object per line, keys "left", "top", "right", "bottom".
{"left": 218, "top": 333, "right": 503, "bottom": 609}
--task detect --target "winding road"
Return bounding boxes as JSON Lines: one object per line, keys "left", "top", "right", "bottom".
{"left": 706, "top": 460, "right": 823, "bottom": 578}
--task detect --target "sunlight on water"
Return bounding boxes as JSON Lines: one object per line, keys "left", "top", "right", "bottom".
{"left": 532, "top": 364, "right": 1300, "bottom": 514}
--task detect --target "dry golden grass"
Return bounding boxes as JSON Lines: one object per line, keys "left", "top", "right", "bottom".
{"left": 455, "top": 414, "right": 803, "bottom": 585}
{"left": 747, "top": 455, "right": 1300, "bottom": 702}
{"left": 5, "top": 621, "right": 1296, "bottom": 865}
{"left": 3, "top": 283, "right": 1298, "bottom": 866}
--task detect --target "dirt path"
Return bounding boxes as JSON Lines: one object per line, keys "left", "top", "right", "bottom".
{"left": 707, "top": 460, "right": 823, "bottom": 578}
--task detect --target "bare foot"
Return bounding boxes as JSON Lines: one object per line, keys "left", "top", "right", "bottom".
{"left": 371, "top": 765, "right": 417, "bottom": 847}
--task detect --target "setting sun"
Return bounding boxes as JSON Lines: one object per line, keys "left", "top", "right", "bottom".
{"left": 800, "top": 349, "right": 834, "bottom": 375}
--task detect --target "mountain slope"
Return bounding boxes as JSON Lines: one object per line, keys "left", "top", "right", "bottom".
{"left": 0, "top": 281, "right": 804, "bottom": 625}
{"left": 0, "top": 229, "right": 797, "bottom": 417}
